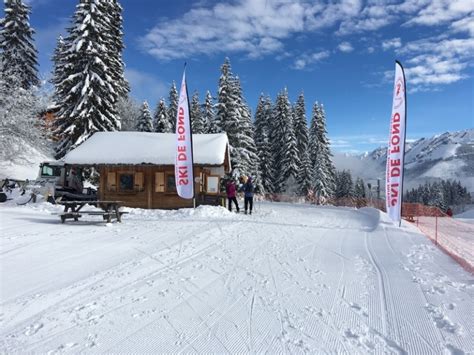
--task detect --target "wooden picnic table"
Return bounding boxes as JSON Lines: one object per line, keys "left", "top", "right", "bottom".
{"left": 58, "top": 200, "right": 126, "bottom": 223}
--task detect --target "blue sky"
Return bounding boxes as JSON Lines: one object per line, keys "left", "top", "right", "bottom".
{"left": 4, "top": 0, "right": 473, "bottom": 153}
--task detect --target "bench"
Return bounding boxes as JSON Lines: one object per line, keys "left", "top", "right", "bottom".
{"left": 59, "top": 211, "right": 128, "bottom": 223}
{"left": 58, "top": 200, "right": 126, "bottom": 223}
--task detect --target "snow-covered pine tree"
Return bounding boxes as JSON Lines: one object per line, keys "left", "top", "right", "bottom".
{"left": 430, "top": 182, "right": 447, "bottom": 211}
{"left": 190, "top": 91, "right": 205, "bottom": 134}
{"left": 298, "top": 149, "right": 313, "bottom": 197}
{"left": 50, "top": 35, "right": 65, "bottom": 96}
{"left": 117, "top": 95, "right": 141, "bottom": 131}
{"left": 215, "top": 59, "right": 249, "bottom": 175}
{"left": 354, "top": 177, "right": 366, "bottom": 199}
{"left": 404, "top": 179, "right": 471, "bottom": 208}
{"left": 294, "top": 92, "right": 308, "bottom": 160}
{"left": 318, "top": 104, "right": 336, "bottom": 194}
{"left": 293, "top": 92, "right": 311, "bottom": 194}
{"left": 154, "top": 98, "right": 171, "bottom": 133}
{"left": 53, "top": 0, "right": 121, "bottom": 158}
{"left": 136, "top": 101, "right": 153, "bottom": 132}
{"left": 0, "top": 0, "right": 39, "bottom": 89}
{"left": 167, "top": 81, "right": 178, "bottom": 131}
{"left": 215, "top": 58, "right": 238, "bottom": 136}
{"left": 334, "top": 170, "right": 353, "bottom": 198}
{"left": 47, "top": 35, "right": 67, "bottom": 140}
{"left": 0, "top": 66, "right": 48, "bottom": 162}
{"left": 308, "top": 102, "right": 335, "bottom": 201}
{"left": 105, "top": 0, "right": 129, "bottom": 98}
{"left": 203, "top": 90, "right": 215, "bottom": 133}
{"left": 254, "top": 94, "right": 273, "bottom": 193}
{"left": 232, "top": 76, "right": 260, "bottom": 183}
{"left": 212, "top": 59, "right": 261, "bottom": 183}
{"left": 270, "top": 89, "right": 300, "bottom": 193}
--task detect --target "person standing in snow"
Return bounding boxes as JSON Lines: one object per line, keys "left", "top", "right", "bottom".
{"left": 226, "top": 179, "right": 240, "bottom": 213}
{"left": 67, "top": 167, "right": 83, "bottom": 193}
{"left": 242, "top": 176, "right": 255, "bottom": 215}
{"left": 446, "top": 207, "right": 453, "bottom": 217}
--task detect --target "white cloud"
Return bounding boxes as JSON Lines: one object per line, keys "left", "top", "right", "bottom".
{"left": 330, "top": 134, "right": 389, "bottom": 153}
{"left": 392, "top": 36, "right": 474, "bottom": 91}
{"left": 141, "top": 0, "right": 307, "bottom": 61}
{"left": 405, "top": 0, "right": 474, "bottom": 26}
{"left": 451, "top": 16, "right": 474, "bottom": 36}
{"left": 382, "top": 38, "right": 402, "bottom": 51}
{"left": 125, "top": 68, "right": 168, "bottom": 104}
{"left": 338, "top": 41, "right": 354, "bottom": 53}
{"left": 292, "top": 50, "right": 330, "bottom": 70}
{"left": 139, "top": 0, "right": 473, "bottom": 91}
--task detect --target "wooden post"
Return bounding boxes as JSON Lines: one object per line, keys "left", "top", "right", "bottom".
{"left": 147, "top": 168, "right": 152, "bottom": 209}
{"left": 99, "top": 167, "right": 105, "bottom": 201}
{"left": 435, "top": 216, "right": 438, "bottom": 245}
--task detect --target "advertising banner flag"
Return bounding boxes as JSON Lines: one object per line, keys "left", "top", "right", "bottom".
{"left": 175, "top": 68, "right": 194, "bottom": 199}
{"left": 386, "top": 61, "right": 407, "bottom": 224}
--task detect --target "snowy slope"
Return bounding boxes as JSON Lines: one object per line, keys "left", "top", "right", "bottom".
{"left": 1, "top": 200, "right": 472, "bottom": 353}
{"left": 0, "top": 140, "right": 53, "bottom": 181}
{"left": 334, "top": 129, "right": 474, "bottom": 193}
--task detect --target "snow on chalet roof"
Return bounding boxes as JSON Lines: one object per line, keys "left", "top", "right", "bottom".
{"left": 63, "top": 132, "right": 229, "bottom": 166}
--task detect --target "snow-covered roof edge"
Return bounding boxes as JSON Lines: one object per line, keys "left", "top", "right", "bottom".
{"left": 63, "top": 132, "right": 230, "bottom": 167}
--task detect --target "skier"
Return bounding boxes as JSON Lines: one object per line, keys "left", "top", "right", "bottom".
{"left": 242, "top": 176, "right": 255, "bottom": 215}
{"left": 226, "top": 179, "right": 240, "bottom": 213}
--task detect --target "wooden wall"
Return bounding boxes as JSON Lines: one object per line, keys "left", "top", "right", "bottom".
{"left": 98, "top": 165, "right": 225, "bottom": 209}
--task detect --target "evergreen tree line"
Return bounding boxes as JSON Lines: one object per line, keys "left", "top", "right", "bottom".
{"left": 404, "top": 180, "right": 472, "bottom": 211}
{"left": 333, "top": 170, "right": 367, "bottom": 200}
{"left": 133, "top": 58, "right": 336, "bottom": 197}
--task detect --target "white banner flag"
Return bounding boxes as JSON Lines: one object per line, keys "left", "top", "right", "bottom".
{"left": 175, "top": 69, "right": 194, "bottom": 199}
{"left": 386, "top": 61, "right": 407, "bottom": 224}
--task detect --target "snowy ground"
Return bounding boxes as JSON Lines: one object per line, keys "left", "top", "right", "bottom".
{"left": 0, "top": 198, "right": 473, "bottom": 354}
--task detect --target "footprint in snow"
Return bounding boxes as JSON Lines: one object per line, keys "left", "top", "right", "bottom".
{"left": 425, "top": 304, "right": 463, "bottom": 335}
{"left": 24, "top": 322, "right": 43, "bottom": 336}
{"left": 444, "top": 343, "right": 465, "bottom": 355}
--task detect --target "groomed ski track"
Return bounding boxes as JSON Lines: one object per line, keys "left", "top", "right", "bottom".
{"left": 0, "top": 202, "right": 472, "bottom": 354}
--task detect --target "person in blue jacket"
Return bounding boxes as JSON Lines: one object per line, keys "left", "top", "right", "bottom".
{"left": 242, "top": 176, "right": 255, "bottom": 215}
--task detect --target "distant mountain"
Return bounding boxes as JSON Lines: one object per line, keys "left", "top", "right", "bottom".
{"left": 333, "top": 129, "right": 474, "bottom": 195}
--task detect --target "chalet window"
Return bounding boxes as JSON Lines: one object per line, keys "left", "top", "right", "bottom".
{"left": 166, "top": 174, "right": 176, "bottom": 193}
{"left": 119, "top": 173, "right": 134, "bottom": 191}
{"left": 155, "top": 172, "right": 165, "bottom": 192}
{"left": 206, "top": 176, "right": 219, "bottom": 194}
{"left": 107, "top": 172, "right": 116, "bottom": 191}
{"left": 134, "top": 172, "right": 144, "bottom": 192}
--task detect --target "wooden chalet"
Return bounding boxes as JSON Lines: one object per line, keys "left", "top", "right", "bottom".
{"left": 63, "top": 132, "right": 231, "bottom": 209}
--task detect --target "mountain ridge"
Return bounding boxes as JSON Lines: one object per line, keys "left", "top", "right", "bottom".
{"left": 333, "top": 128, "right": 474, "bottom": 194}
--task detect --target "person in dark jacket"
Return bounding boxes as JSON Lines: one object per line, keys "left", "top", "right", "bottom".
{"left": 446, "top": 207, "right": 453, "bottom": 217}
{"left": 226, "top": 179, "right": 240, "bottom": 212}
{"left": 242, "top": 176, "right": 255, "bottom": 215}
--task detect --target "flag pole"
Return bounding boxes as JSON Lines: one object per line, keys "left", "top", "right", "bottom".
{"left": 397, "top": 60, "right": 407, "bottom": 227}
{"left": 386, "top": 60, "right": 407, "bottom": 226}
{"left": 174, "top": 62, "right": 195, "bottom": 206}
{"left": 184, "top": 62, "right": 196, "bottom": 209}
